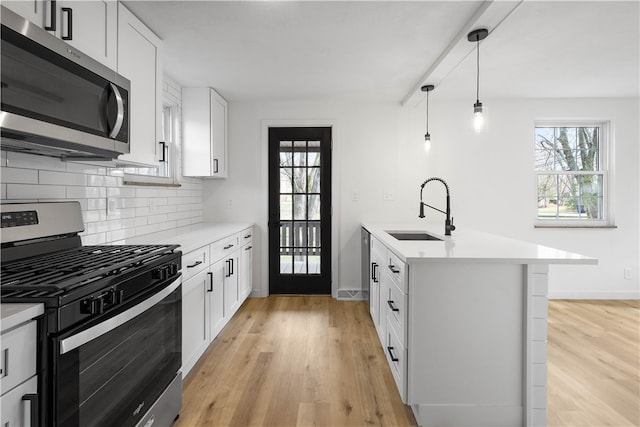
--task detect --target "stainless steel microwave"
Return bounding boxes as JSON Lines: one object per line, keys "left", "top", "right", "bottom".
{"left": 0, "top": 6, "right": 130, "bottom": 160}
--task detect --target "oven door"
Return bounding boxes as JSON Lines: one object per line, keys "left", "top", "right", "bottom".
{"left": 53, "top": 277, "right": 181, "bottom": 427}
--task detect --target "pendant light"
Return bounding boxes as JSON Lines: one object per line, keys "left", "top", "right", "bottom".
{"left": 421, "top": 84, "right": 434, "bottom": 152}
{"left": 467, "top": 28, "right": 489, "bottom": 133}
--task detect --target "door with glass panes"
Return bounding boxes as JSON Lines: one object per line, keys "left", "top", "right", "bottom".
{"left": 268, "top": 127, "right": 331, "bottom": 294}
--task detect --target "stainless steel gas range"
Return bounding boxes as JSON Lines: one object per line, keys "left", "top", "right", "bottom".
{"left": 0, "top": 202, "right": 183, "bottom": 427}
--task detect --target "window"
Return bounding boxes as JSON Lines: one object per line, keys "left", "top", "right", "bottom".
{"left": 123, "top": 105, "right": 177, "bottom": 184}
{"left": 535, "top": 121, "right": 611, "bottom": 226}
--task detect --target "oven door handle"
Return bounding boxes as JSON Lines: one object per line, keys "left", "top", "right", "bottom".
{"left": 59, "top": 277, "right": 181, "bottom": 355}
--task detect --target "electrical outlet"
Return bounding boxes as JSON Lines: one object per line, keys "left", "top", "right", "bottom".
{"left": 226, "top": 199, "right": 233, "bottom": 209}
{"left": 624, "top": 267, "right": 632, "bottom": 280}
{"left": 148, "top": 198, "right": 158, "bottom": 213}
{"left": 383, "top": 191, "right": 394, "bottom": 201}
{"left": 351, "top": 191, "right": 359, "bottom": 201}
{"left": 107, "top": 198, "right": 117, "bottom": 217}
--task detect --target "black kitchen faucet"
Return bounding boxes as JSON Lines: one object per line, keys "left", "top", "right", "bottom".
{"left": 419, "top": 177, "right": 456, "bottom": 236}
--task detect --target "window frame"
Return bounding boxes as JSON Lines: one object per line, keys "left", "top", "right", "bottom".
{"left": 123, "top": 103, "right": 180, "bottom": 186}
{"left": 534, "top": 120, "right": 613, "bottom": 228}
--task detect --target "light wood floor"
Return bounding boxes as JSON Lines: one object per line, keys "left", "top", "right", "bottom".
{"left": 547, "top": 300, "right": 640, "bottom": 426}
{"left": 175, "top": 297, "right": 639, "bottom": 427}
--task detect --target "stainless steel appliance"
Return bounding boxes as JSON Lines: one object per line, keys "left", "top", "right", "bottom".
{"left": 0, "top": 6, "right": 130, "bottom": 161}
{"left": 0, "top": 202, "right": 182, "bottom": 427}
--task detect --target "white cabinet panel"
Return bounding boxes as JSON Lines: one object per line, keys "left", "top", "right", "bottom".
{"left": 0, "top": 321, "right": 37, "bottom": 393}
{"left": 2, "top": 1, "right": 44, "bottom": 27}
{"left": 117, "top": 3, "right": 162, "bottom": 167}
{"left": 208, "top": 258, "right": 226, "bottom": 339}
{"left": 182, "top": 87, "right": 228, "bottom": 178}
{"left": 181, "top": 269, "right": 210, "bottom": 376}
{"left": 0, "top": 376, "right": 37, "bottom": 427}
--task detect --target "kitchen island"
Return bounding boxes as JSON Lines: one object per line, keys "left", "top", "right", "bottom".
{"left": 362, "top": 222, "right": 596, "bottom": 427}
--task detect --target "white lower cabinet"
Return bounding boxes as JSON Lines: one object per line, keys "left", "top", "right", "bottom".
{"left": 1, "top": 319, "right": 39, "bottom": 427}
{"left": 181, "top": 227, "right": 253, "bottom": 377}
{"left": 181, "top": 268, "right": 210, "bottom": 376}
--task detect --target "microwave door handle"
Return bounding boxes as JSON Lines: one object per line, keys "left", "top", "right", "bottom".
{"left": 107, "top": 83, "right": 124, "bottom": 139}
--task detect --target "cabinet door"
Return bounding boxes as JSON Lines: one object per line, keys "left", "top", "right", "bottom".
{"left": 223, "top": 254, "right": 240, "bottom": 318}
{"left": 56, "top": 0, "right": 117, "bottom": 70}
{"left": 208, "top": 259, "right": 226, "bottom": 341}
{"left": 240, "top": 244, "right": 253, "bottom": 301}
{"left": 2, "top": 0, "right": 44, "bottom": 27}
{"left": 117, "top": 3, "right": 162, "bottom": 167}
{"left": 377, "top": 270, "right": 390, "bottom": 345}
{"left": 0, "top": 376, "right": 37, "bottom": 427}
{"left": 181, "top": 269, "right": 210, "bottom": 377}
{"left": 182, "top": 87, "right": 227, "bottom": 178}
{"left": 210, "top": 90, "right": 228, "bottom": 177}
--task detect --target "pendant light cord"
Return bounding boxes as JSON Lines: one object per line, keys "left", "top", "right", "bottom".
{"left": 476, "top": 39, "right": 480, "bottom": 103}
{"left": 426, "top": 89, "right": 430, "bottom": 133}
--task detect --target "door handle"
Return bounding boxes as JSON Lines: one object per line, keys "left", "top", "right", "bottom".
{"left": 207, "top": 272, "right": 213, "bottom": 292}
{"left": 61, "top": 7, "right": 72, "bottom": 40}
{"left": 158, "top": 141, "right": 167, "bottom": 162}
{"left": 387, "top": 346, "right": 399, "bottom": 362}
{"left": 230, "top": 258, "right": 234, "bottom": 276}
{"left": 186, "top": 260, "right": 203, "bottom": 268}
{"left": 45, "top": 0, "right": 57, "bottom": 31}
{"left": 387, "top": 300, "right": 400, "bottom": 312}
{"left": 106, "top": 83, "right": 124, "bottom": 139}
{"left": 22, "top": 393, "right": 39, "bottom": 427}
{"left": 213, "top": 158, "right": 219, "bottom": 173}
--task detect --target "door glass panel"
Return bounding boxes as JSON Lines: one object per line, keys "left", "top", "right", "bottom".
{"left": 277, "top": 137, "right": 324, "bottom": 276}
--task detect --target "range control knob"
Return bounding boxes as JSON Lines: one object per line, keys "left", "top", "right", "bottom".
{"left": 81, "top": 296, "right": 105, "bottom": 315}
{"left": 168, "top": 263, "right": 179, "bottom": 276}
{"left": 153, "top": 267, "right": 167, "bottom": 281}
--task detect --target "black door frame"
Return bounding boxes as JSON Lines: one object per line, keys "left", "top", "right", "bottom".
{"left": 268, "top": 126, "right": 332, "bottom": 294}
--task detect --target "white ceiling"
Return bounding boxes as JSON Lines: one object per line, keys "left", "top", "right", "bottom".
{"left": 122, "top": 1, "right": 640, "bottom": 103}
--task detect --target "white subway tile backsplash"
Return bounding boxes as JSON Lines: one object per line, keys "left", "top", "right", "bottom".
{"left": 40, "top": 170, "right": 87, "bottom": 186}
{"left": 1, "top": 151, "right": 7, "bottom": 167}
{"left": 1, "top": 167, "right": 38, "bottom": 184}
{"left": 6, "top": 183, "right": 66, "bottom": 199}
{"left": 87, "top": 175, "right": 106, "bottom": 187}
{"left": 65, "top": 162, "right": 107, "bottom": 175}
{"left": 66, "top": 186, "right": 107, "bottom": 199}
{"left": 6, "top": 152, "right": 67, "bottom": 171}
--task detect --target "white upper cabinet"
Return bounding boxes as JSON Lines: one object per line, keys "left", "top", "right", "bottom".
{"left": 182, "top": 87, "right": 228, "bottom": 178}
{"left": 3, "top": 0, "right": 118, "bottom": 70}
{"left": 116, "top": 3, "right": 163, "bottom": 167}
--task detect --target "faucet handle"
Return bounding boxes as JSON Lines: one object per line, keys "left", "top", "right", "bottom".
{"left": 450, "top": 216, "right": 456, "bottom": 231}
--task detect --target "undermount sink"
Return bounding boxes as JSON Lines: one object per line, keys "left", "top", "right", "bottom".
{"left": 386, "top": 231, "right": 442, "bottom": 241}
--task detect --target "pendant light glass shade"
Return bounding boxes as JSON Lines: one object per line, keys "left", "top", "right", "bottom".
{"left": 421, "top": 84, "right": 434, "bottom": 151}
{"left": 468, "top": 29, "right": 488, "bottom": 133}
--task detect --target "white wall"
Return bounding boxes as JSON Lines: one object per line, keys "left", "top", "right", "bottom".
{"left": 0, "top": 77, "right": 203, "bottom": 244}
{"left": 203, "top": 96, "right": 639, "bottom": 299}
{"left": 424, "top": 97, "right": 640, "bottom": 299}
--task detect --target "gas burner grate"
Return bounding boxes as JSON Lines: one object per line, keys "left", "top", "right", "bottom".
{"left": 1, "top": 244, "right": 179, "bottom": 293}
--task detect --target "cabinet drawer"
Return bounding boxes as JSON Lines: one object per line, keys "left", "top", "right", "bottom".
{"left": 0, "top": 321, "right": 37, "bottom": 393}
{"left": 239, "top": 227, "right": 253, "bottom": 247}
{"left": 386, "top": 251, "right": 406, "bottom": 292}
{"left": 386, "top": 318, "right": 407, "bottom": 402}
{"left": 386, "top": 281, "right": 408, "bottom": 347}
{"left": 0, "top": 375, "right": 37, "bottom": 427}
{"left": 210, "top": 235, "right": 239, "bottom": 263}
{"left": 182, "top": 246, "right": 209, "bottom": 282}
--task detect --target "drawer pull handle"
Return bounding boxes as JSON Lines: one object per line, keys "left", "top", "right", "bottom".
{"left": 387, "top": 300, "right": 400, "bottom": 312}
{"left": 186, "top": 260, "right": 203, "bottom": 268}
{"left": 207, "top": 272, "right": 213, "bottom": 292}
{"left": 388, "top": 265, "right": 400, "bottom": 274}
{"left": 2, "top": 348, "right": 8, "bottom": 377}
{"left": 387, "top": 346, "right": 399, "bottom": 362}
{"left": 22, "top": 393, "right": 39, "bottom": 427}
{"left": 244, "top": 234, "right": 252, "bottom": 239}
{"left": 245, "top": 246, "right": 252, "bottom": 251}
{"left": 371, "top": 262, "right": 378, "bottom": 283}
{"left": 224, "top": 244, "right": 234, "bottom": 250}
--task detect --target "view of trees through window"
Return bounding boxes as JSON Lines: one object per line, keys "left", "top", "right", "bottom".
{"left": 535, "top": 125, "right": 605, "bottom": 221}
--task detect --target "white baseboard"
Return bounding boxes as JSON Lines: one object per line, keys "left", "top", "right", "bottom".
{"left": 549, "top": 290, "right": 640, "bottom": 299}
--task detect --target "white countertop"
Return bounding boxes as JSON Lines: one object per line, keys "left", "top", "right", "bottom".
{"left": 120, "top": 222, "right": 254, "bottom": 254}
{"left": 363, "top": 222, "right": 597, "bottom": 265}
{"left": 1, "top": 303, "right": 44, "bottom": 332}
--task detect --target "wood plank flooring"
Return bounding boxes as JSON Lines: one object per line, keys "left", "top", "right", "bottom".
{"left": 547, "top": 300, "right": 640, "bottom": 426}
{"left": 175, "top": 297, "right": 639, "bottom": 427}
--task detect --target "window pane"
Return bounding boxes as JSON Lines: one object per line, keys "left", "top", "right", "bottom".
{"left": 293, "top": 152, "right": 306, "bottom": 167}
{"left": 294, "top": 255, "right": 307, "bottom": 274}
{"left": 279, "top": 152, "right": 292, "bottom": 166}
{"left": 537, "top": 173, "right": 603, "bottom": 220}
{"left": 292, "top": 222, "right": 307, "bottom": 247}
{"left": 280, "top": 168, "right": 292, "bottom": 193}
{"left": 280, "top": 195, "right": 292, "bottom": 220}
{"left": 293, "top": 195, "right": 307, "bottom": 220}
{"left": 293, "top": 168, "right": 306, "bottom": 193}
{"left": 308, "top": 167, "right": 320, "bottom": 193}
{"left": 280, "top": 255, "right": 293, "bottom": 274}
{"left": 308, "top": 222, "right": 320, "bottom": 247}
{"left": 308, "top": 195, "right": 320, "bottom": 220}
